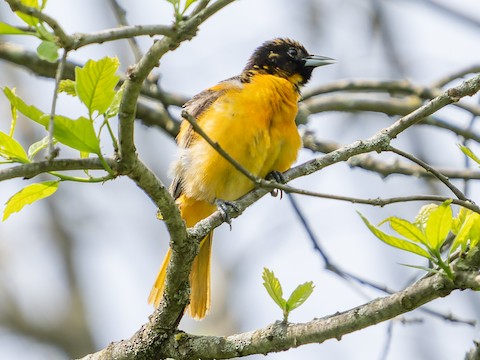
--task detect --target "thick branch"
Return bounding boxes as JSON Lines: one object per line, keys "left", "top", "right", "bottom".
{"left": 174, "top": 272, "right": 479, "bottom": 359}
{"left": 79, "top": 269, "right": 480, "bottom": 360}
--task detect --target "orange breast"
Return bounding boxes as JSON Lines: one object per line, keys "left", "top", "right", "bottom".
{"left": 178, "top": 74, "right": 302, "bottom": 203}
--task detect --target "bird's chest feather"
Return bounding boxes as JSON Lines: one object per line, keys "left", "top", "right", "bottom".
{"left": 179, "top": 75, "right": 302, "bottom": 202}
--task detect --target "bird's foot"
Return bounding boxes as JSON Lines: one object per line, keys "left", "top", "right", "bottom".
{"left": 266, "top": 170, "right": 285, "bottom": 198}
{"left": 215, "top": 199, "right": 240, "bottom": 230}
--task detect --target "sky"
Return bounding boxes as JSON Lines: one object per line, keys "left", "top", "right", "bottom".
{"left": 1, "top": 0, "right": 480, "bottom": 359}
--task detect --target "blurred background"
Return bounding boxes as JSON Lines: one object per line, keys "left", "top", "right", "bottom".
{"left": 1, "top": 0, "right": 480, "bottom": 359}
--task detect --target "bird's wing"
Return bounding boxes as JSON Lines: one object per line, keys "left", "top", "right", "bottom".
{"left": 170, "top": 76, "right": 244, "bottom": 199}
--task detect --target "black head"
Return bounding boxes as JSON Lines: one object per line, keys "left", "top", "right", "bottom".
{"left": 243, "top": 38, "right": 334, "bottom": 86}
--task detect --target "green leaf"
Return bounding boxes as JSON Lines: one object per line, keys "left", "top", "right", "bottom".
{"left": 262, "top": 268, "right": 286, "bottom": 310}
{"left": 75, "top": 57, "right": 120, "bottom": 117}
{"left": 40, "top": 114, "right": 100, "bottom": 154}
{"left": 36, "top": 22, "right": 54, "bottom": 41}
{"left": 15, "top": 0, "right": 40, "bottom": 27}
{"left": 0, "top": 131, "right": 29, "bottom": 162}
{"left": 37, "top": 40, "right": 59, "bottom": 62}
{"left": 27, "top": 135, "right": 52, "bottom": 160}
{"left": 3, "top": 88, "right": 100, "bottom": 154}
{"left": 459, "top": 144, "right": 480, "bottom": 166}
{"left": 286, "top": 281, "right": 314, "bottom": 312}
{"left": 105, "top": 82, "right": 124, "bottom": 118}
{"left": 3, "top": 180, "right": 59, "bottom": 221}
{"left": 3, "top": 87, "right": 45, "bottom": 124}
{"left": 450, "top": 212, "right": 478, "bottom": 254}
{"left": 425, "top": 200, "right": 452, "bottom": 251}
{"left": 400, "top": 263, "right": 442, "bottom": 274}
{"left": 469, "top": 215, "right": 480, "bottom": 249}
{"left": 8, "top": 88, "right": 18, "bottom": 137}
{"left": 452, "top": 206, "right": 470, "bottom": 235}
{"left": 184, "top": 0, "right": 198, "bottom": 12}
{"left": 388, "top": 217, "right": 427, "bottom": 245}
{"left": 358, "top": 212, "right": 431, "bottom": 259}
{"left": 0, "top": 22, "right": 28, "bottom": 35}
{"left": 58, "top": 79, "right": 77, "bottom": 96}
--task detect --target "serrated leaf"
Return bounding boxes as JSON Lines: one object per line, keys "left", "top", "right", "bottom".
{"left": 262, "top": 268, "right": 286, "bottom": 310}
{"left": 450, "top": 212, "right": 478, "bottom": 254}
{"left": 3, "top": 88, "right": 100, "bottom": 154}
{"left": 286, "top": 281, "right": 314, "bottom": 312}
{"left": 3, "top": 181, "right": 59, "bottom": 221}
{"left": 452, "top": 206, "right": 470, "bottom": 235}
{"left": 39, "top": 114, "right": 100, "bottom": 154}
{"left": 58, "top": 79, "right": 77, "bottom": 96}
{"left": 358, "top": 212, "right": 431, "bottom": 259}
{"left": 37, "top": 40, "right": 59, "bottom": 62}
{"left": 15, "top": 0, "right": 39, "bottom": 27}
{"left": 459, "top": 144, "right": 480, "bottom": 166}
{"left": 0, "top": 22, "right": 28, "bottom": 35}
{"left": 27, "top": 135, "right": 52, "bottom": 160}
{"left": 425, "top": 200, "right": 452, "bottom": 251}
{"left": 0, "top": 131, "right": 29, "bottom": 163}
{"left": 75, "top": 57, "right": 120, "bottom": 117}
{"left": 388, "top": 217, "right": 427, "bottom": 245}
{"left": 3, "top": 87, "right": 45, "bottom": 125}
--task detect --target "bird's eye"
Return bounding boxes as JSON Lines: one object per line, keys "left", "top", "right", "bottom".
{"left": 287, "top": 47, "right": 298, "bottom": 58}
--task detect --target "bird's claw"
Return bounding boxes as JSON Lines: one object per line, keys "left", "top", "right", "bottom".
{"left": 267, "top": 170, "right": 286, "bottom": 184}
{"left": 266, "top": 171, "right": 285, "bottom": 199}
{"left": 215, "top": 199, "right": 239, "bottom": 230}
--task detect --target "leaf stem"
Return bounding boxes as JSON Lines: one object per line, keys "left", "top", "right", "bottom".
{"left": 49, "top": 171, "right": 113, "bottom": 183}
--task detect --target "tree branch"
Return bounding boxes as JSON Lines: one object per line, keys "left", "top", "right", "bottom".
{"left": 79, "top": 269, "right": 480, "bottom": 359}
{"left": 301, "top": 130, "right": 480, "bottom": 180}
{"left": 4, "top": 0, "right": 73, "bottom": 48}
{"left": 0, "top": 158, "right": 115, "bottom": 181}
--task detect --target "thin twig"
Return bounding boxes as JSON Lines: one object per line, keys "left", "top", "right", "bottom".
{"left": 432, "top": 64, "right": 480, "bottom": 88}
{"left": 0, "top": 158, "right": 115, "bottom": 182}
{"left": 387, "top": 146, "right": 468, "bottom": 201}
{"left": 47, "top": 49, "right": 68, "bottom": 159}
{"left": 272, "top": 183, "right": 480, "bottom": 214}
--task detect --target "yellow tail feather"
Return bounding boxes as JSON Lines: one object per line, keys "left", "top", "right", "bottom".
{"left": 148, "top": 247, "right": 171, "bottom": 307}
{"left": 188, "top": 232, "right": 213, "bottom": 319}
{"left": 149, "top": 196, "right": 216, "bottom": 319}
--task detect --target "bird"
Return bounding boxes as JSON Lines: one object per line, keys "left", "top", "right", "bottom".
{"left": 148, "top": 38, "right": 334, "bottom": 319}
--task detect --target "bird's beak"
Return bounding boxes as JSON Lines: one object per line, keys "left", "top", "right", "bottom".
{"left": 303, "top": 55, "right": 336, "bottom": 67}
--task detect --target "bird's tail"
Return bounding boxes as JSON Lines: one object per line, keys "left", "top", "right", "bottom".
{"left": 148, "top": 195, "right": 216, "bottom": 320}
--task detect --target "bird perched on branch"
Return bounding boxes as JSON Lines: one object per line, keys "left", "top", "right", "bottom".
{"left": 149, "top": 38, "right": 334, "bottom": 319}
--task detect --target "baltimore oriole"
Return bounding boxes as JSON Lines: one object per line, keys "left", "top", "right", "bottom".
{"left": 149, "top": 38, "right": 334, "bottom": 319}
